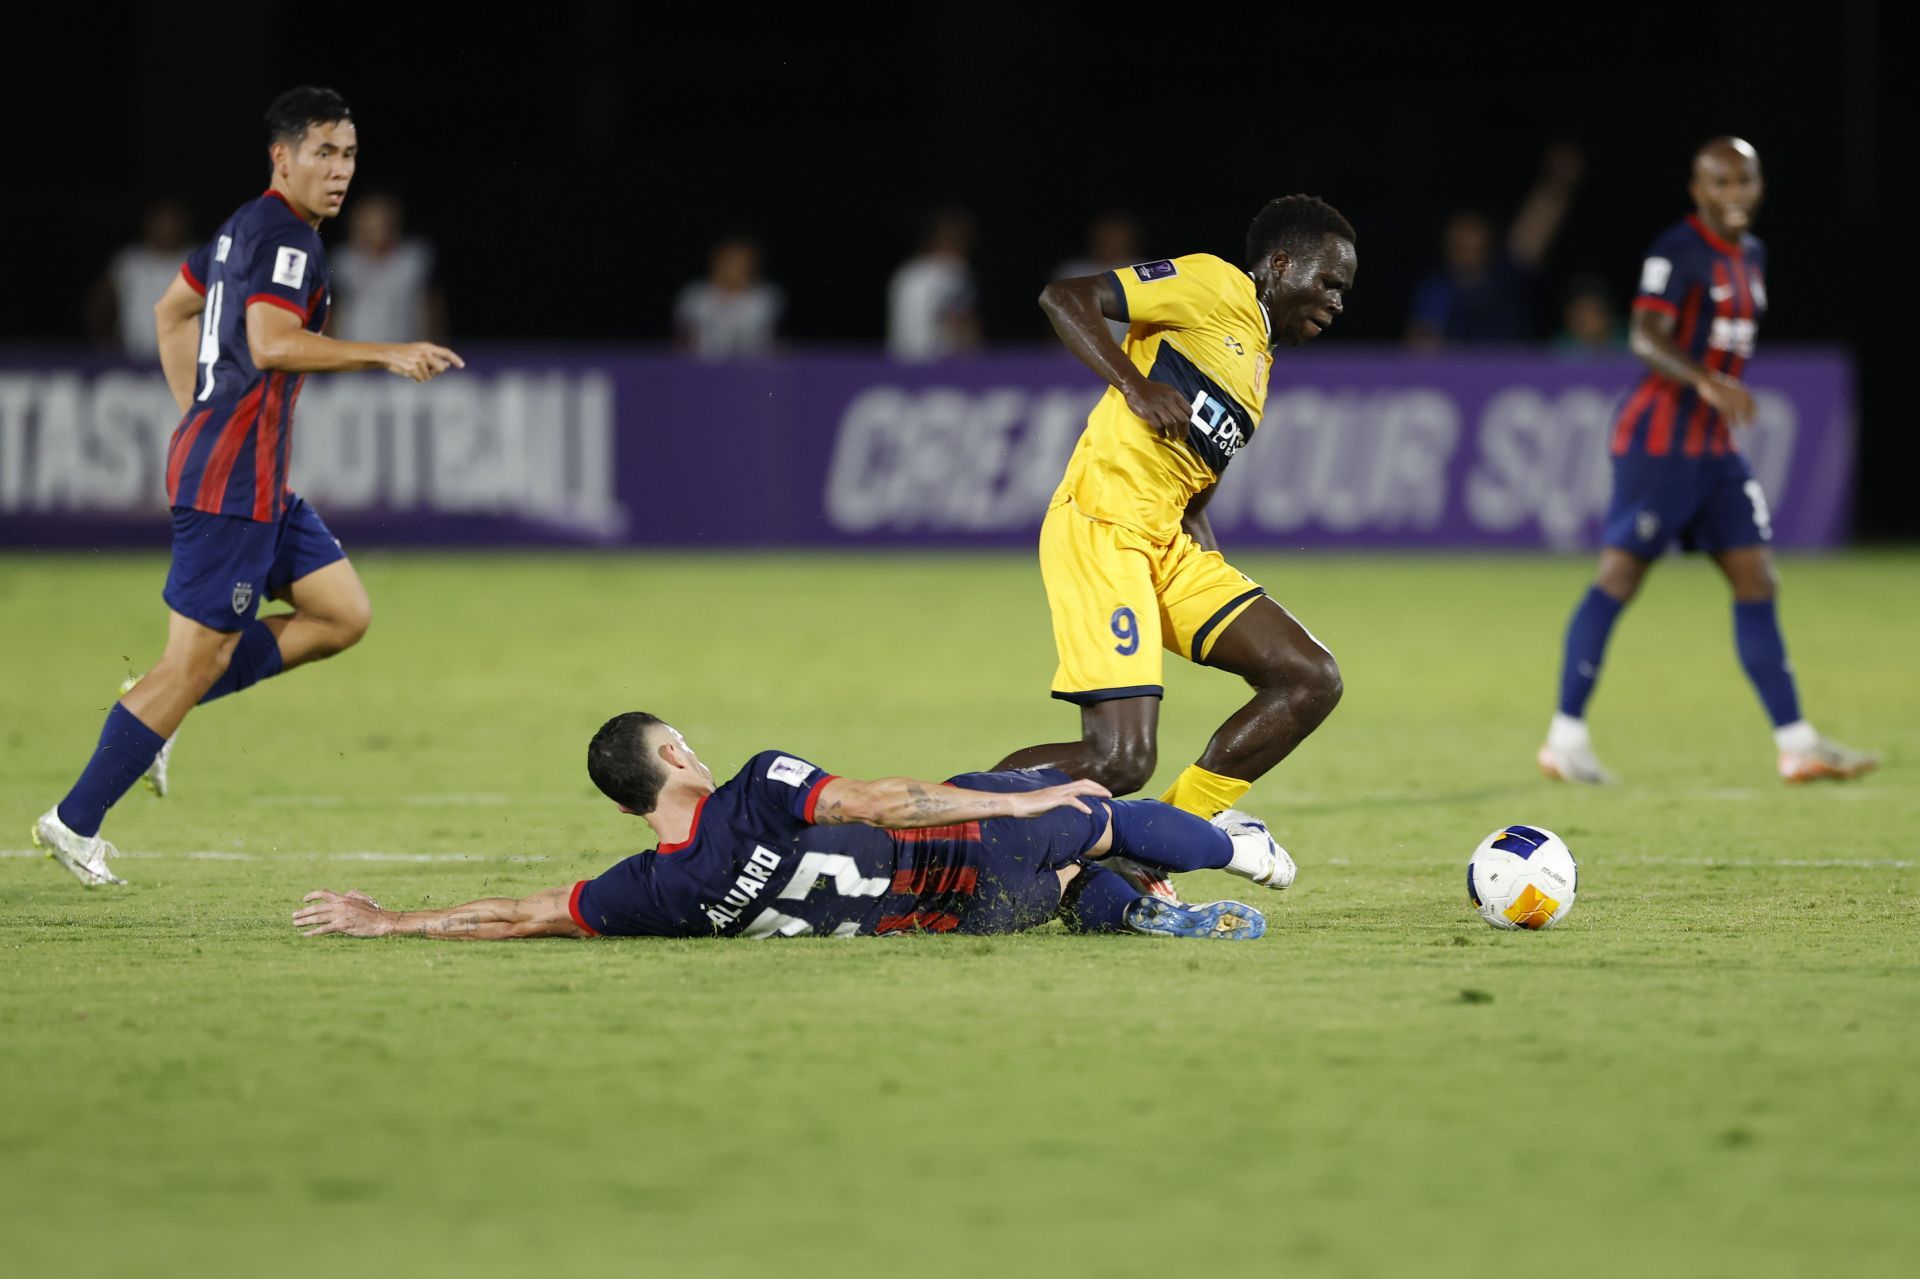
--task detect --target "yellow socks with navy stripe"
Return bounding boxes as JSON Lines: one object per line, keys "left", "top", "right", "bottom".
{"left": 1156, "top": 764, "right": 1251, "bottom": 819}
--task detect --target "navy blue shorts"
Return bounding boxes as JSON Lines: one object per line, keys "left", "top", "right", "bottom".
{"left": 163, "top": 496, "right": 347, "bottom": 632}
{"left": 943, "top": 768, "right": 1110, "bottom": 935}
{"left": 1602, "top": 453, "right": 1771, "bottom": 560}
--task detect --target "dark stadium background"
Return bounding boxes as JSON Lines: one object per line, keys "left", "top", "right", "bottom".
{"left": 5, "top": 3, "right": 1912, "bottom": 533}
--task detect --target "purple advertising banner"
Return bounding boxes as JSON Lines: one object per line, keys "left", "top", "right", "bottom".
{"left": 0, "top": 347, "right": 1854, "bottom": 550}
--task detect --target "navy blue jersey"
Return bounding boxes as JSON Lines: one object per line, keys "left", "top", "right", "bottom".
{"left": 568, "top": 756, "right": 1102, "bottom": 939}
{"left": 1611, "top": 215, "right": 1768, "bottom": 460}
{"left": 167, "top": 190, "right": 331, "bottom": 522}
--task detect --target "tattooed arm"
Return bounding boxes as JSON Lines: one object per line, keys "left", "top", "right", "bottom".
{"left": 809, "top": 775, "right": 1110, "bottom": 829}
{"left": 293, "top": 885, "right": 588, "bottom": 941}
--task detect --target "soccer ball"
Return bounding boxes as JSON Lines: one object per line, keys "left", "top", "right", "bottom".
{"left": 1467, "top": 825, "right": 1578, "bottom": 930}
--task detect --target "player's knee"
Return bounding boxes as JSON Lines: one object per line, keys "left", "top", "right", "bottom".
{"left": 1594, "top": 561, "right": 1644, "bottom": 602}
{"left": 334, "top": 596, "right": 372, "bottom": 649}
{"left": 1088, "top": 741, "right": 1157, "bottom": 796}
{"left": 1292, "top": 648, "right": 1343, "bottom": 722}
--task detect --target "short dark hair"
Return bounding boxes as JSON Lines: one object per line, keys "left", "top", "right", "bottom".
{"left": 266, "top": 86, "right": 352, "bottom": 149}
{"left": 587, "top": 712, "right": 668, "bottom": 813}
{"left": 1246, "top": 195, "right": 1355, "bottom": 267}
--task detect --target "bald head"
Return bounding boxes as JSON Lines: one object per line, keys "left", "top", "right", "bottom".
{"left": 1689, "top": 136, "right": 1764, "bottom": 241}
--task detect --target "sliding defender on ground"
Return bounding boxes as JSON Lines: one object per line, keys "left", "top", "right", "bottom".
{"left": 33, "top": 87, "right": 463, "bottom": 886}
{"left": 996, "top": 196, "right": 1357, "bottom": 832}
{"left": 294, "top": 712, "right": 1296, "bottom": 942}
{"left": 1539, "top": 137, "right": 1875, "bottom": 785}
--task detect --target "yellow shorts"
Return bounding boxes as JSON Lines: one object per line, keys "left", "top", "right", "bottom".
{"left": 1040, "top": 497, "right": 1267, "bottom": 704}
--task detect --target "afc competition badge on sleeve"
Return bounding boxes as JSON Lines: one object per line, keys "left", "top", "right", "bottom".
{"left": 272, "top": 246, "right": 309, "bottom": 289}
{"left": 1130, "top": 260, "right": 1178, "bottom": 282}
{"left": 766, "top": 755, "right": 815, "bottom": 787}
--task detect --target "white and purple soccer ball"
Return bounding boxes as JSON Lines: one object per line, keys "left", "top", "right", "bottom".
{"left": 1467, "top": 825, "right": 1578, "bottom": 930}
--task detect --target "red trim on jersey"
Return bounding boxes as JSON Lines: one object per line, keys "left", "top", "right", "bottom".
{"left": 1674, "top": 285, "right": 1703, "bottom": 350}
{"left": 1610, "top": 379, "right": 1658, "bottom": 456}
{"left": 181, "top": 262, "right": 206, "bottom": 296}
{"left": 1687, "top": 214, "right": 1743, "bottom": 258}
{"left": 891, "top": 822, "right": 984, "bottom": 844}
{"left": 165, "top": 410, "right": 212, "bottom": 505}
{"left": 1631, "top": 296, "right": 1677, "bottom": 316}
{"left": 658, "top": 795, "right": 708, "bottom": 854}
{"left": 874, "top": 911, "right": 961, "bottom": 934}
{"left": 801, "top": 775, "right": 837, "bottom": 823}
{"left": 193, "top": 382, "right": 267, "bottom": 512}
{"left": 251, "top": 373, "right": 286, "bottom": 521}
{"left": 247, "top": 292, "right": 309, "bottom": 322}
{"left": 262, "top": 188, "right": 303, "bottom": 219}
{"left": 890, "top": 866, "right": 980, "bottom": 895}
{"left": 567, "top": 881, "right": 598, "bottom": 936}
{"left": 1646, "top": 385, "right": 1682, "bottom": 456}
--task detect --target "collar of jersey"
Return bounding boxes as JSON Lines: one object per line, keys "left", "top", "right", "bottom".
{"left": 658, "top": 793, "right": 709, "bottom": 854}
{"left": 260, "top": 188, "right": 306, "bottom": 223}
{"left": 1247, "top": 272, "right": 1273, "bottom": 347}
{"left": 1686, "top": 214, "right": 1744, "bottom": 258}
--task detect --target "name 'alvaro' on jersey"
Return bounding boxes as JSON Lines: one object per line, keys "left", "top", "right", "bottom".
{"left": 1053, "top": 253, "right": 1274, "bottom": 541}
{"left": 167, "top": 190, "right": 331, "bottom": 523}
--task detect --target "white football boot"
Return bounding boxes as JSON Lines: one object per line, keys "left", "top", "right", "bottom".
{"left": 31, "top": 807, "right": 126, "bottom": 886}
{"left": 118, "top": 674, "right": 174, "bottom": 798}
{"left": 1777, "top": 730, "right": 1879, "bottom": 784}
{"left": 1208, "top": 809, "right": 1297, "bottom": 890}
{"left": 1537, "top": 713, "right": 1615, "bottom": 785}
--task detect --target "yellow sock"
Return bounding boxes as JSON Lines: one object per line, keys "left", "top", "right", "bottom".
{"left": 1156, "top": 765, "right": 1251, "bottom": 819}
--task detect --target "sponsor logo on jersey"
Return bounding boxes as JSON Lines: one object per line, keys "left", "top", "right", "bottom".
{"left": 1639, "top": 257, "right": 1672, "bottom": 294}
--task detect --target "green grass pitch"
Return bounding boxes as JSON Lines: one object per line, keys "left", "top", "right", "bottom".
{"left": 2, "top": 550, "right": 1916, "bottom": 1277}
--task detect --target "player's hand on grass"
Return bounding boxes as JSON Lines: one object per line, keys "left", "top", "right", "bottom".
{"left": 384, "top": 342, "right": 465, "bottom": 383}
{"left": 1005, "top": 777, "right": 1112, "bottom": 818}
{"left": 1695, "top": 371, "right": 1756, "bottom": 426}
{"left": 294, "top": 888, "right": 393, "bottom": 938}
{"left": 1125, "top": 380, "right": 1193, "bottom": 441}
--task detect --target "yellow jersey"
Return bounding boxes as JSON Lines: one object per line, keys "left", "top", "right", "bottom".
{"left": 1051, "top": 253, "right": 1273, "bottom": 541}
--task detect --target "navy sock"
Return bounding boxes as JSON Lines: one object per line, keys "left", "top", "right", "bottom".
{"left": 198, "top": 621, "right": 285, "bottom": 704}
{"left": 1102, "top": 799, "right": 1233, "bottom": 873}
{"left": 1734, "top": 599, "right": 1802, "bottom": 727}
{"left": 56, "top": 704, "right": 166, "bottom": 838}
{"left": 1057, "top": 863, "right": 1141, "bottom": 933}
{"left": 1557, "top": 586, "right": 1626, "bottom": 718}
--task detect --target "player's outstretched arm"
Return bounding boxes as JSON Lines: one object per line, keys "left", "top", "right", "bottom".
{"left": 154, "top": 274, "right": 207, "bottom": 413}
{"left": 293, "top": 886, "right": 588, "bottom": 941}
{"left": 1627, "top": 309, "right": 1755, "bottom": 425}
{"left": 1040, "top": 275, "right": 1190, "bottom": 439}
{"left": 811, "top": 775, "right": 1110, "bottom": 830}
{"left": 247, "top": 302, "right": 465, "bottom": 383}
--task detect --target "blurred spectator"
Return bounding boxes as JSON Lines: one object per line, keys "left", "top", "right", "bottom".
{"left": 1553, "top": 274, "right": 1626, "bottom": 356}
{"left": 888, "top": 208, "right": 980, "bottom": 361}
{"left": 672, "top": 235, "right": 784, "bottom": 359}
{"left": 88, "top": 199, "right": 193, "bottom": 360}
{"left": 1407, "top": 143, "right": 1585, "bottom": 349}
{"left": 330, "top": 193, "right": 446, "bottom": 344}
{"left": 1053, "top": 211, "right": 1144, "bottom": 343}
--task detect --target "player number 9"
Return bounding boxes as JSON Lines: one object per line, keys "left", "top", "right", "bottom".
{"left": 1110, "top": 607, "right": 1140, "bottom": 656}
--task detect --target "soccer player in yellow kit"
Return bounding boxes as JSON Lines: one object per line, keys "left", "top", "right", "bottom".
{"left": 997, "top": 196, "right": 1357, "bottom": 845}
